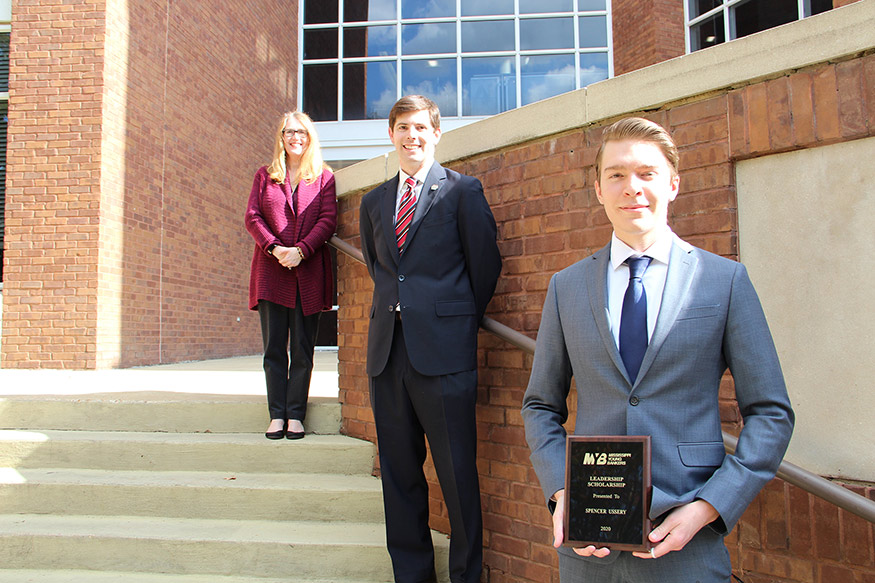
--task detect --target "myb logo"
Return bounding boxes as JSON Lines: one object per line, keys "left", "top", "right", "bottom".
{"left": 583, "top": 452, "right": 608, "bottom": 465}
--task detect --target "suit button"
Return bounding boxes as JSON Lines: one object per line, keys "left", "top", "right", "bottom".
{"left": 398, "top": 274, "right": 405, "bottom": 282}
{"left": 387, "top": 306, "right": 394, "bottom": 312}
{"left": 629, "top": 396, "right": 640, "bottom": 406}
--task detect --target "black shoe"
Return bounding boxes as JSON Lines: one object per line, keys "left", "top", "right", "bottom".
{"left": 265, "top": 420, "right": 286, "bottom": 440}
{"left": 286, "top": 420, "right": 305, "bottom": 440}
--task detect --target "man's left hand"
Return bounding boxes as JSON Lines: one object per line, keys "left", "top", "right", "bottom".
{"left": 632, "top": 499, "right": 719, "bottom": 560}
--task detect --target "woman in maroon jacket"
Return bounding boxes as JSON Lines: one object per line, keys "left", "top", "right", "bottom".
{"left": 245, "top": 111, "right": 337, "bottom": 440}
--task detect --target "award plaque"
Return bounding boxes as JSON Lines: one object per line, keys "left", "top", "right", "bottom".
{"left": 563, "top": 435, "right": 652, "bottom": 551}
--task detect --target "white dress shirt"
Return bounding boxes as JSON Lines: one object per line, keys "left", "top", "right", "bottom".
{"left": 606, "top": 228, "right": 693, "bottom": 349}
{"left": 394, "top": 161, "right": 433, "bottom": 222}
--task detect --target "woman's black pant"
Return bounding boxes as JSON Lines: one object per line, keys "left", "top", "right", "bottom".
{"left": 257, "top": 298, "right": 321, "bottom": 422}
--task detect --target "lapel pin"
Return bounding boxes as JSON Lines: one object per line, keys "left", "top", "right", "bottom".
{"left": 430, "top": 184, "right": 439, "bottom": 191}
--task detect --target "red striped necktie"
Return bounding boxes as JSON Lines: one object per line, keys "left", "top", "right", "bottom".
{"left": 395, "top": 177, "right": 417, "bottom": 252}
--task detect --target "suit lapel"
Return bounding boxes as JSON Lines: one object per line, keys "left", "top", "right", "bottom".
{"left": 635, "top": 243, "right": 698, "bottom": 384}
{"left": 404, "top": 163, "right": 446, "bottom": 249}
{"left": 380, "top": 176, "right": 401, "bottom": 264}
{"left": 586, "top": 245, "right": 629, "bottom": 383}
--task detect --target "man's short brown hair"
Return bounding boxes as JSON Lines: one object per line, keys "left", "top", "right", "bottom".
{"left": 389, "top": 95, "right": 441, "bottom": 130}
{"left": 595, "top": 117, "right": 679, "bottom": 179}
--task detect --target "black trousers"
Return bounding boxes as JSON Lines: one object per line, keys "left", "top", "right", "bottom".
{"left": 370, "top": 319, "right": 483, "bottom": 583}
{"left": 257, "top": 298, "right": 321, "bottom": 421}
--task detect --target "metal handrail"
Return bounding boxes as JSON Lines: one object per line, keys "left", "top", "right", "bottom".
{"left": 330, "top": 235, "right": 875, "bottom": 524}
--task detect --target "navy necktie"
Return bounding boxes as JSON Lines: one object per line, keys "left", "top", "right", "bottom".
{"left": 619, "top": 256, "right": 652, "bottom": 383}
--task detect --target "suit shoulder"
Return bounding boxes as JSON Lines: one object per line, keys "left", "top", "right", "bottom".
{"left": 361, "top": 180, "right": 389, "bottom": 205}
{"left": 441, "top": 166, "right": 480, "bottom": 187}
{"left": 552, "top": 249, "right": 602, "bottom": 286}
{"left": 689, "top": 246, "right": 745, "bottom": 275}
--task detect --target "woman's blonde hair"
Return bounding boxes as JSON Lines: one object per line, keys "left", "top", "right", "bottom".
{"left": 267, "top": 111, "right": 329, "bottom": 185}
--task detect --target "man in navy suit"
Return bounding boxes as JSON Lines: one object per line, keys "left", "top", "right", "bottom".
{"left": 359, "top": 95, "right": 502, "bottom": 583}
{"left": 522, "top": 117, "right": 794, "bottom": 582}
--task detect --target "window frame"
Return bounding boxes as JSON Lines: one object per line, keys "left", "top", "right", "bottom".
{"left": 684, "top": 0, "right": 823, "bottom": 53}
{"left": 299, "top": 0, "right": 613, "bottom": 122}
{"left": 299, "top": 1, "right": 613, "bottom": 161}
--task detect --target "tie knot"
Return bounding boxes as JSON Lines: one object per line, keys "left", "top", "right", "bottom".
{"left": 405, "top": 177, "right": 416, "bottom": 189}
{"left": 626, "top": 256, "right": 651, "bottom": 280}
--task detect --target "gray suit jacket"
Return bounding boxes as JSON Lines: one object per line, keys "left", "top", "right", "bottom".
{"left": 522, "top": 240, "right": 794, "bottom": 540}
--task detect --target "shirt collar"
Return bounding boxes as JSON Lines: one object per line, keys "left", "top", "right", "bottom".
{"left": 399, "top": 160, "right": 434, "bottom": 190}
{"left": 609, "top": 228, "right": 687, "bottom": 270}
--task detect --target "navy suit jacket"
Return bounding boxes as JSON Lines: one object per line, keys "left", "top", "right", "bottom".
{"left": 359, "top": 162, "right": 502, "bottom": 377}
{"left": 522, "top": 240, "right": 794, "bottom": 554}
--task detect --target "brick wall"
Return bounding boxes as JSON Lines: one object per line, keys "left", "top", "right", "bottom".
{"left": 2, "top": 0, "right": 107, "bottom": 368}
{"left": 2, "top": 0, "right": 299, "bottom": 368}
{"left": 612, "top": 0, "right": 685, "bottom": 76}
{"left": 336, "top": 52, "right": 875, "bottom": 582}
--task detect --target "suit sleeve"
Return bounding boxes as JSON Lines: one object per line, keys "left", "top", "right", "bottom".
{"left": 359, "top": 194, "right": 377, "bottom": 281}
{"left": 696, "top": 263, "right": 795, "bottom": 532}
{"left": 521, "top": 273, "right": 574, "bottom": 504}
{"left": 456, "top": 177, "right": 502, "bottom": 321}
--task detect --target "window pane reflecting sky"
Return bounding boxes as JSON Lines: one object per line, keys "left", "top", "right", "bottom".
{"left": 402, "top": 59, "right": 458, "bottom": 116}
{"left": 520, "top": 18, "right": 574, "bottom": 50}
{"left": 344, "top": 61, "right": 397, "bottom": 120}
{"left": 402, "top": 23, "right": 456, "bottom": 55}
{"left": 462, "top": 0, "right": 515, "bottom": 16}
{"left": 402, "top": 0, "right": 455, "bottom": 19}
{"left": 463, "top": 56, "right": 517, "bottom": 116}
{"left": 521, "top": 54, "right": 574, "bottom": 106}
{"left": 344, "top": 25, "right": 396, "bottom": 58}
{"left": 462, "top": 20, "right": 515, "bottom": 53}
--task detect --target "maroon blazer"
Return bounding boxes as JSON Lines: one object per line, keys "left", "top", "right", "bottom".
{"left": 245, "top": 166, "right": 337, "bottom": 315}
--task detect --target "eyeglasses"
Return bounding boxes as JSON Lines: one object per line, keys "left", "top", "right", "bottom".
{"left": 283, "top": 129, "right": 308, "bottom": 138}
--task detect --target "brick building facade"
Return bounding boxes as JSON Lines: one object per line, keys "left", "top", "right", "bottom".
{"left": 332, "top": 3, "right": 874, "bottom": 582}
{"left": 1, "top": 0, "right": 295, "bottom": 368}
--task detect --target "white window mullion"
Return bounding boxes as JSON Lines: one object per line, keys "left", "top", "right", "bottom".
{"left": 337, "top": 23, "right": 344, "bottom": 121}
{"left": 514, "top": 3, "right": 522, "bottom": 111}
{"left": 396, "top": 0, "right": 403, "bottom": 100}
{"left": 456, "top": 0, "right": 463, "bottom": 117}
{"left": 572, "top": 0, "right": 580, "bottom": 90}
{"left": 724, "top": 2, "right": 733, "bottom": 46}
{"left": 683, "top": 0, "right": 691, "bottom": 53}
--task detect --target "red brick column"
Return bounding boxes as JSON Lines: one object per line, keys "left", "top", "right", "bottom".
{"left": 2, "top": 0, "right": 107, "bottom": 368}
{"left": 611, "top": 0, "right": 685, "bottom": 76}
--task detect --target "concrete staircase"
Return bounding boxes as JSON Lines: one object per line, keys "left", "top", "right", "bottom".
{"left": 0, "top": 367, "right": 450, "bottom": 582}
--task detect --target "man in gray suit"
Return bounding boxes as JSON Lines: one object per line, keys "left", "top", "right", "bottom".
{"left": 521, "top": 117, "right": 794, "bottom": 582}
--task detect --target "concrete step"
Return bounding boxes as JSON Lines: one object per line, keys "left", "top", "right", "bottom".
{"left": 0, "top": 571, "right": 387, "bottom": 583}
{"left": 0, "top": 514, "right": 450, "bottom": 581}
{"left": 0, "top": 467, "right": 385, "bottom": 522}
{"left": 0, "top": 430, "right": 375, "bottom": 475}
{"left": 0, "top": 393, "right": 341, "bottom": 434}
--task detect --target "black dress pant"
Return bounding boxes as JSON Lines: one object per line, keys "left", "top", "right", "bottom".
{"left": 258, "top": 298, "right": 320, "bottom": 421}
{"left": 370, "top": 319, "right": 483, "bottom": 583}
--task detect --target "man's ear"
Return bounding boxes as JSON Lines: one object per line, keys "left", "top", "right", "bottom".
{"left": 668, "top": 173, "right": 680, "bottom": 202}
{"left": 594, "top": 179, "right": 603, "bottom": 204}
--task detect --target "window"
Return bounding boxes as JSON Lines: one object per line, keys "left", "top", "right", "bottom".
{"left": 686, "top": 0, "right": 832, "bottom": 52}
{"left": 301, "top": 0, "right": 611, "bottom": 122}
